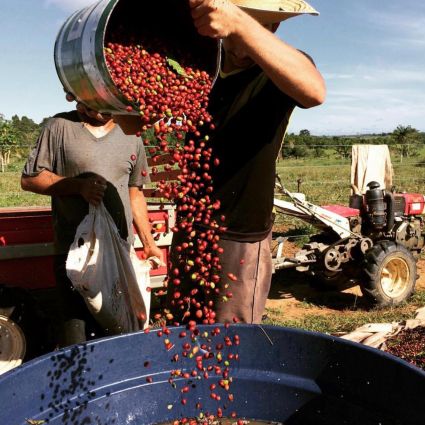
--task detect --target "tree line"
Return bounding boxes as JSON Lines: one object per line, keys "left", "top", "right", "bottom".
{"left": 0, "top": 114, "right": 48, "bottom": 172}
{"left": 282, "top": 126, "right": 425, "bottom": 162}
{"left": 0, "top": 113, "right": 424, "bottom": 172}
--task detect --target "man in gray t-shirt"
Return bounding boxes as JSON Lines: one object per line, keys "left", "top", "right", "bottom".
{"left": 21, "top": 107, "right": 161, "bottom": 346}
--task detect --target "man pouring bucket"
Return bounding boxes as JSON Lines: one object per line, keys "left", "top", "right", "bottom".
{"left": 166, "top": 0, "right": 326, "bottom": 325}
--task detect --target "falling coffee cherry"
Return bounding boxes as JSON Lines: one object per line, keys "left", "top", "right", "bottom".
{"left": 104, "top": 30, "right": 245, "bottom": 422}
{"left": 227, "top": 273, "right": 238, "bottom": 282}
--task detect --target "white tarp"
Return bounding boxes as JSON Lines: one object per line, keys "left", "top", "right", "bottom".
{"left": 351, "top": 145, "right": 394, "bottom": 194}
{"left": 341, "top": 307, "right": 425, "bottom": 350}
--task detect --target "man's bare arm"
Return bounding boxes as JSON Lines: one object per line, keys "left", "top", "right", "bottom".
{"left": 188, "top": 0, "right": 326, "bottom": 108}
{"left": 230, "top": 17, "right": 326, "bottom": 108}
{"left": 21, "top": 170, "right": 107, "bottom": 206}
{"left": 129, "top": 187, "right": 163, "bottom": 263}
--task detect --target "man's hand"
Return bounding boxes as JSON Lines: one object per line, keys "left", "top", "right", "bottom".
{"left": 144, "top": 245, "right": 165, "bottom": 269}
{"left": 129, "top": 187, "right": 165, "bottom": 269}
{"left": 188, "top": 0, "right": 243, "bottom": 38}
{"left": 79, "top": 175, "right": 107, "bottom": 206}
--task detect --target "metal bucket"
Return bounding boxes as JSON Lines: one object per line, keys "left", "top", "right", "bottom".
{"left": 1, "top": 325, "right": 424, "bottom": 424}
{"left": 54, "top": 0, "right": 220, "bottom": 115}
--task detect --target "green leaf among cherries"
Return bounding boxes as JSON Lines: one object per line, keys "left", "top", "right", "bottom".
{"left": 166, "top": 58, "right": 192, "bottom": 79}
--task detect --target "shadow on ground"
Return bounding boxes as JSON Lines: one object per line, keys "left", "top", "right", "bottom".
{"left": 269, "top": 268, "right": 370, "bottom": 311}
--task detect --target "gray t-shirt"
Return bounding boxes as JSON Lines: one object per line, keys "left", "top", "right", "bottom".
{"left": 23, "top": 111, "right": 150, "bottom": 254}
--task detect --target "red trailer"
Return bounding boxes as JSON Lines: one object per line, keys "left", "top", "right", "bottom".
{"left": 0, "top": 203, "right": 175, "bottom": 373}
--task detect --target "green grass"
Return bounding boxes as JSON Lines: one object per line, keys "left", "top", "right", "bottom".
{"left": 277, "top": 156, "right": 425, "bottom": 205}
{"left": 0, "top": 159, "right": 50, "bottom": 208}
{"left": 2, "top": 152, "right": 425, "bottom": 209}
{"left": 272, "top": 224, "right": 314, "bottom": 247}
{"left": 264, "top": 291, "right": 425, "bottom": 334}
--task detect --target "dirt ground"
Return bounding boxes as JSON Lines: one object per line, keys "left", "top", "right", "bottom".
{"left": 266, "top": 240, "right": 425, "bottom": 320}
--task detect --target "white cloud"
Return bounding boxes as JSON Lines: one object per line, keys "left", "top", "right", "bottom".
{"left": 368, "top": 10, "right": 425, "bottom": 48}
{"left": 289, "top": 63, "right": 425, "bottom": 135}
{"left": 45, "top": 0, "right": 97, "bottom": 13}
{"left": 323, "top": 65, "right": 425, "bottom": 90}
{"left": 289, "top": 96, "right": 425, "bottom": 135}
{"left": 323, "top": 73, "right": 354, "bottom": 81}
{"left": 368, "top": 69, "right": 425, "bottom": 84}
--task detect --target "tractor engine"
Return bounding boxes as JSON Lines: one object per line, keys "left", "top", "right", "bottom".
{"left": 352, "top": 181, "right": 425, "bottom": 256}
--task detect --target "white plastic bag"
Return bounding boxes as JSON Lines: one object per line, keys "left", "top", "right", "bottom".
{"left": 66, "top": 203, "right": 151, "bottom": 334}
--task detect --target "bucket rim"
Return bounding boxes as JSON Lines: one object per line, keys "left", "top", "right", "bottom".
{"left": 1, "top": 324, "right": 424, "bottom": 381}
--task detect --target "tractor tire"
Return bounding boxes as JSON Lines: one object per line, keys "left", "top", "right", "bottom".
{"left": 0, "top": 287, "right": 53, "bottom": 361}
{"left": 361, "top": 241, "right": 417, "bottom": 306}
{"left": 0, "top": 315, "right": 26, "bottom": 375}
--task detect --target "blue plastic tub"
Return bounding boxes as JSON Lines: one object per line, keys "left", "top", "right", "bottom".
{"left": 1, "top": 325, "right": 424, "bottom": 425}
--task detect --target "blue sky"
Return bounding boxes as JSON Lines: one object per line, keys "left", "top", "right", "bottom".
{"left": 0, "top": 0, "right": 424, "bottom": 135}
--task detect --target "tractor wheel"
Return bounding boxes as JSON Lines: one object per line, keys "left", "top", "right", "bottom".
{"left": 0, "top": 315, "right": 26, "bottom": 375}
{"left": 361, "top": 241, "right": 417, "bottom": 306}
{"left": 0, "top": 287, "right": 52, "bottom": 362}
